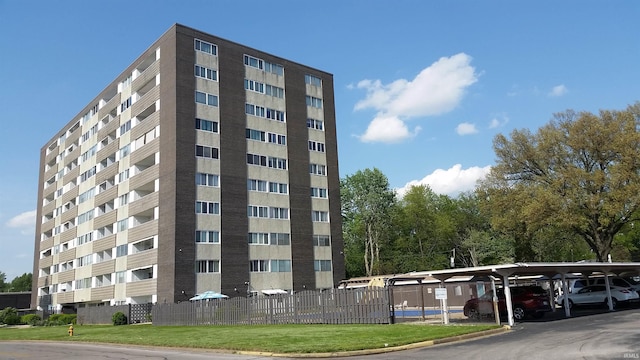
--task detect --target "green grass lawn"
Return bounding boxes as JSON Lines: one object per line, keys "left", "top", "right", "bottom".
{"left": 0, "top": 323, "right": 500, "bottom": 353}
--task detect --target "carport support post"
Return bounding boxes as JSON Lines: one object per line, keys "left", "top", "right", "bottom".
{"left": 561, "top": 273, "right": 571, "bottom": 318}
{"left": 547, "top": 276, "right": 556, "bottom": 312}
{"left": 502, "top": 275, "right": 514, "bottom": 326}
{"left": 439, "top": 281, "right": 449, "bottom": 325}
{"left": 491, "top": 277, "right": 500, "bottom": 325}
{"left": 418, "top": 279, "right": 426, "bottom": 321}
{"left": 604, "top": 274, "right": 614, "bottom": 311}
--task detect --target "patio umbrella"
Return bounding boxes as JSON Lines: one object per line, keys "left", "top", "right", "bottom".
{"left": 189, "top": 291, "right": 229, "bottom": 301}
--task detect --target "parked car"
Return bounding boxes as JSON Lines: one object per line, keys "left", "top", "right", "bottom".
{"left": 464, "top": 285, "right": 553, "bottom": 321}
{"left": 590, "top": 277, "right": 640, "bottom": 294}
{"left": 556, "top": 285, "right": 639, "bottom": 309}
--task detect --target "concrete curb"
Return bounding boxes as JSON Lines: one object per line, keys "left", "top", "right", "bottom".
{"left": 238, "top": 325, "right": 512, "bottom": 358}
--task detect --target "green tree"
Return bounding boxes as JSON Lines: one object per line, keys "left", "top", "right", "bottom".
{"left": 479, "top": 103, "right": 640, "bottom": 261}
{"left": 10, "top": 273, "right": 32, "bottom": 292}
{"left": 341, "top": 168, "right": 396, "bottom": 276}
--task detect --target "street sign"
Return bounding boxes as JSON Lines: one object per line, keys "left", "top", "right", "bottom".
{"left": 435, "top": 287, "right": 448, "bottom": 300}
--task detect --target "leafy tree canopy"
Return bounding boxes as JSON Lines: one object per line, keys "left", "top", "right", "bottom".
{"left": 478, "top": 102, "right": 640, "bottom": 261}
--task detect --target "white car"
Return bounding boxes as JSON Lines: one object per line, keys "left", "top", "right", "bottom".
{"left": 557, "top": 285, "right": 639, "bottom": 309}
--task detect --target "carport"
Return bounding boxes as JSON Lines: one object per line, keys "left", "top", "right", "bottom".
{"left": 388, "top": 262, "right": 640, "bottom": 326}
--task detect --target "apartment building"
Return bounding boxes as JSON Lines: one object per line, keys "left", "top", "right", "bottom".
{"left": 31, "top": 24, "right": 344, "bottom": 311}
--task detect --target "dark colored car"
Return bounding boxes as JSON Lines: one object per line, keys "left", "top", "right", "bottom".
{"left": 463, "top": 285, "right": 552, "bottom": 321}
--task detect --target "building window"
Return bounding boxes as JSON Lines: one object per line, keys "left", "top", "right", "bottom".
{"left": 195, "top": 65, "right": 217, "bottom": 81}
{"left": 247, "top": 205, "right": 268, "bottom": 218}
{"left": 307, "top": 118, "right": 324, "bottom": 130}
{"left": 80, "top": 166, "right": 96, "bottom": 182}
{"left": 305, "top": 74, "right": 322, "bottom": 87}
{"left": 247, "top": 179, "right": 267, "bottom": 192}
{"left": 267, "top": 133, "right": 286, "bottom": 145}
{"left": 248, "top": 232, "right": 269, "bottom": 245}
{"left": 77, "top": 255, "right": 92, "bottom": 267}
{"left": 118, "top": 169, "right": 130, "bottom": 183}
{"left": 117, "top": 219, "right": 129, "bottom": 232}
{"left": 118, "top": 193, "right": 129, "bottom": 206}
{"left": 269, "top": 182, "right": 288, "bottom": 194}
{"left": 308, "top": 141, "right": 326, "bottom": 153}
{"left": 196, "top": 173, "right": 219, "bottom": 187}
{"left": 195, "top": 91, "right": 218, "bottom": 107}
{"left": 245, "top": 103, "right": 285, "bottom": 122}
{"left": 271, "top": 233, "right": 290, "bottom": 245}
{"left": 81, "top": 145, "right": 97, "bottom": 162}
{"left": 77, "top": 210, "right": 94, "bottom": 225}
{"left": 75, "top": 277, "right": 92, "bottom": 289}
{"left": 119, "top": 120, "right": 132, "bottom": 136}
{"left": 245, "top": 103, "right": 266, "bottom": 117}
{"left": 309, "top": 163, "right": 327, "bottom": 176}
{"left": 247, "top": 153, "right": 267, "bottom": 166}
{"left": 77, "top": 232, "right": 93, "bottom": 245}
{"left": 246, "top": 128, "right": 265, "bottom": 141}
{"left": 115, "top": 271, "right": 126, "bottom": 284}
{"left": 243, "top": 54, "right": 284, "bottom": 74}
{"left": 116, "top": 245, "right": 128, "bottom": 257}
{"left": 119, "top": 144, "right": 131, "bottom": 159}
{"left": 196, "top": 201, "right": 220, "bottom": 215}
{"left": 196, "top": 145, "right": 219, "bottom": 159}
{"left": 312, "top": 211, "right": 329, "bottom": 222}
{"left": 270, "top": 260, "right": 291, "bottom": 272}
{"left": 313, "top": 235, "right": 330, "bottom": 246}
{"left": 311, "top": 187, "right": 328, "bottom": 198}
{"left": 306, "top": 96, "right": 323, "bottom": 108}
{"left": 244, "top": 55, "right": 263, "bottom": 69}
{"left": 250, "top": 260, "right": 269, "bottom": 272}
{"left": 264, "top": 62, "right": 284, "bottom": 76}
{"left": 314, "top": 260, "right": 332, "bottom": 272}
{"left": 120, "top": 97, "right": 132, "bottom": 112}
{"left": 268, "top": 156, "right": 287, "bottom": 170}
{"left": 266, "top": 108, "right": 285, "bottom": 122}
{"left": 269, "top": 207, "right": 289, "bottom": 219}
{"left": 196, "top": 118, "right": 218, "bottom": 132}
{"left": 196, "top": 230, "right": 220, "bottom": 243}
{"left": 244, "top": 79, "right": 264, "bottom": 93}
{"left": 196, "top": 260, "right": 220, "bottom": 273}
{"left": 265, "top": 85, "right": 284, "bottom": 98}
{"left": 195, "top": 39, "right": 217, "bottom": 55}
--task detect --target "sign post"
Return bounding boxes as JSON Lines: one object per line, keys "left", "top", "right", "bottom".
{"left": 435, "top": 287, "right": 449, "bottom": 324}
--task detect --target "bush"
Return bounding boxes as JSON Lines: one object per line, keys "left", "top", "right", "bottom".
{"left": 112, "top": 311, "right": 127, "bottom": 326}
{"left": 20, "top": 314, "right": 42, "bottom": 326}
{"left": 46, "top": 313, "right": 77, "bottom": 326}
{"left": 0, "top": 307, "right": 21, "bottom": 325}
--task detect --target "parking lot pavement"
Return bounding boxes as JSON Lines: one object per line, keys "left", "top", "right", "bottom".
{"left": 339, "top": 307, "right": 640, "bottom": 360}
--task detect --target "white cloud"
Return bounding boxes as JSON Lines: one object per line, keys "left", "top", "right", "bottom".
{"left": 359, "top": 115, "right": 422, "bottom": 143}
{"left": 489, "top": 114, "right": 509, "bottom": 129}
{"left": 354, "top": 53, "right": 478, "bottom": 143}
{"left": 6, "top": 210, "right": 36, "bottom": 228}
{"left": 396, "top": 164, "right": 491, "bottom": 197}
{"left": 548, "top": 84, "right": 568, "bottom": 97}
{"left": 455, "top": 122, "right": 478, "bottom": 135}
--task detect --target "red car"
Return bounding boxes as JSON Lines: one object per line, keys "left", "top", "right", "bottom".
{"left": 464, "top": 285, "right": 552, "bottom": 321}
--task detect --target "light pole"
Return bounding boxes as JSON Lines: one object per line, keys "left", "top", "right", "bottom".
{"left": 450, "top": 248, "right": 456, "bottom": 268}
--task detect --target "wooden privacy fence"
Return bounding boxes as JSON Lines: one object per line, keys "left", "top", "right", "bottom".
{"left": 152, "top": 288, "right": 390, "bottom": 326}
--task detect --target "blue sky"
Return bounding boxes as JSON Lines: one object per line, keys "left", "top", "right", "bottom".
{"left": 1, "top": 0, "right": 638, "bottom": 280}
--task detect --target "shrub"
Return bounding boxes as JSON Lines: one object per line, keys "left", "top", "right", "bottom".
{"left": 46, "top": 313, "right": 77, "bottom": 326}
{"left": 20, "top": 314, "right": 42, "bottom": 326}
{"left": 112, "top": 311, "right": 127, "bottom": 326}
{"left": 0, "top": 307, "right": 21, "bottom": 325}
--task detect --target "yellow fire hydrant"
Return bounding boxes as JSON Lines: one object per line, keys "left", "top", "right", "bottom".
{"left": 68, "top": 325, "right": 74, "bottom": 337}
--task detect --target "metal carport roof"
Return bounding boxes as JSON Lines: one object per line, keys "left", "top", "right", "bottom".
{"left": 387, "top": 262, "right": 640, "bottom": 326}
